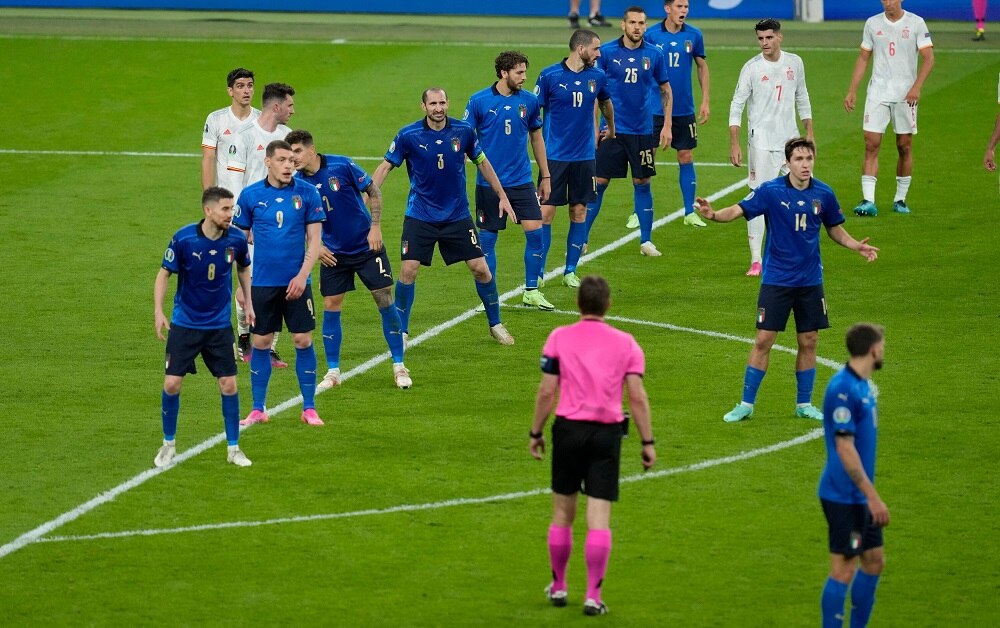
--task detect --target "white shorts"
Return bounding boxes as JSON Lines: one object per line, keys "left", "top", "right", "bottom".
{"left": 747, "top": 146, "right": 788, "bottom": 190}
{"left": 863, "top": 100, "right": 918, "bottom": 135}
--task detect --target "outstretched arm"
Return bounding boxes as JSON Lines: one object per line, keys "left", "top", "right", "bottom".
{"left": 826, "top": 224, "right": 879, "bottom": 262}
{"left": 695, "top": 196, "right": 745, "bottom": 223}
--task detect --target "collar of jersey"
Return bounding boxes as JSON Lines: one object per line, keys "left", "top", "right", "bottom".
{"left": 422, "top": 117, "right": 453, "bottom": 131}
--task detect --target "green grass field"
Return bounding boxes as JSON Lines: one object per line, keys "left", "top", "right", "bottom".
{"left": 1, "top": 8, "right": 998, "bottom": 626}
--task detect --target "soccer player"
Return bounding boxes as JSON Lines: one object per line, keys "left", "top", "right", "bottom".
{"left": 644, "top": 0, "right": 710, "bottom": 228}
{"left": 229, "top": 82, "right": 296, "bottom": 366}
{"left": 286, "top": 129, "right": 411, "bottom": 391}
{"left": 153, "top": 187, "right": 254, "bottom": 468}
{"left": 535, "top": 30, "right": 616, "bottom": 288}
{"left": 818, "top": 323, "right": 888, "bottom": 628}
{"left": 984, "top": 73, "right": 1000, "bottom": 171}
{"left": 844, "top": 0, "right": 934, "bottom": 216}
{"left": 201, "top": 67, "right": 259, "bottom": 192}
{"left": 696, "top": 138, "right": 879, "bottom": 423}
{"left": 529, "top": 274, "right": 656, "bottom": 616}
{"left": 587, "top": 6, "right": 671, "bottom": 258}
{"left": 371, "top": 88, "right": 516, "bottom": 346}
{"left": 233, "top": 140, "right": 326, "bottom": 427}
{"left": 568, "top": 0, "right": 610, "bottom": 28}
{"left": 729, "top": 18, "right": 813, "bottom": 277}
{"left": 972, "top": 0, "right": 987, "bottom": 41}
{"left": 464, "top": 50, "right": 555, "bottom": 311}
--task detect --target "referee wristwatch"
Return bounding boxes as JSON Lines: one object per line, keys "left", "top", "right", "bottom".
{"left": 529, "top": 430, "right": 544, "bottom": 439}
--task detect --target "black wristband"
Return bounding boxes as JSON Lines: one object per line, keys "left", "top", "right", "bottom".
{"left": 530, "top": 430, "right": 544, "bottom": 439}
{"left": 641, "top": 439, "right": 655, "bottom": 446}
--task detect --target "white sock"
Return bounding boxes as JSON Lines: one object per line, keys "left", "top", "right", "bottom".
{"left": 894, "top": 176, "right": 911, "bottom": 202}
{"left": 236, "top": 299, "right": 248, "bottom": 335}
{"left": 271, "top": 331, "right": 280, "bottom": 351}
{"left": 227, "top": 444, "right": 239, "bottom": 452}
{"left": 747, "top": 215, "right": 765, "bottom": 264}
{"left": 861, "top": 175, "right": 877, "bottom": 203}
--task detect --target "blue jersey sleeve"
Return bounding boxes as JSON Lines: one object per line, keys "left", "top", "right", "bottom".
{"left": 653, "top": 48, "right": 670, "bottom": 86}
{"left": 384, "top": 133, "right": 405, "bottom": 168}
{"left": 820, "top": 188, "right": 846, "bottom": 228}
{"left": 528, "top": 97, "right": 543, "bottom": 131}
{"left": 233, "top": 190, "right": 253, "bottom": 230}
{"left": 597, "top": 73, "right": 611, "bottom": 102}
{"left": 234, "top": 233, "right": 251, "bottom": 267}
{"left": 162, "top": 235, "right": 181, "bottom": 273}
{"left": 345, "top": 160, "right": 373, "bottom": 194}
{"left": 534, "top": 73, "right": 549, "bottom": 109}
{"left": 465, "top": 126, "right": 484, "bottom": 163}
{"left": 738, "top": 186, "right": 770, "bottom": 221}
{"left": 694, "top": 29, "right": 706, "bottom": 58}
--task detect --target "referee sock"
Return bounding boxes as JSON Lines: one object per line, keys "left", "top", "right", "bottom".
{"left": 634, "top": 182, "right": 654, "bottom": 243}
{"left": 861, "top": 175, "right": 877, "bottom": 203}
{"left": 540, "top": 223, "right": 552, "bottom": 276}
{"left": 564, "top": 221, "right": 587, "bottom": 273}
{"left": 548, "top": 524, "right": 573, "bottom": 592}
{"left": 379, "top": 304, "right": 405, "bottom": 363}
{"left": 742, "top": 366, "right": 766, "bottom": 405}
{"left": 796, "top": 368, "right": 817, "bottom": 405}
{"left": 295, "top": 345, "right": 318, "bottom": 411}
{"left": 250, "top": 346, "right": 272, "bottom": 411}
{"left": 821, "top": 577, "right": 849, "bottom": 628}
{"left": 524, "top": 227, "right": 543, "bottom": 290}
{"left": 850, "top": 570, "right": 880, "bottom": 628}
{"left": 893, "top": 176, "right": 911, "bottom": 203}
{"left": 161, "top": 390, "right": 180, "bottom": 441}
{"left": 475, "top": 278, "right": 502, "bottom": 327}
{"left": 479, "top": 229, "right": 499, "bottom": 280}
{"left": 322, "top": 310, "right": 342, "bottom": 370}
{"left": 584, "top": 528, "right": 612, "bottom": 604}
{"left": 394, "top": 281, "right": 415, "bottom": 334}
{"left": 584, "top": 181, "right": 609, "bottom": 242}
{"left": 679, "top": 162, "right": 697, "bottom": 215}
{"left": 221, "top": 392, "right": 240, "bottom": 446}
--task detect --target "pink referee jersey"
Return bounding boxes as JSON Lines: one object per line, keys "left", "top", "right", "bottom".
{"left": 542, "top": 319, "right": 645, "bottom": 424}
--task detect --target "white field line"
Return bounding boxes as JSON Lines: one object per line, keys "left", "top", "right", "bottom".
{"left": 0, "top": 149, "right": 735, "bottom": 168}
{"left": 39, "top": 428, "right": 821, "bottom": 544}
{"left": 0, "top": 176, "right": 745, "bottom": 560}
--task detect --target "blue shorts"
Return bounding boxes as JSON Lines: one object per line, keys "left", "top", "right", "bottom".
{"left": 595, "top": 133, "right": 657, "bottom": 180}
{"left": 475, "top": 183, "right": 541, "bottom": 231}
{"left": 756, "top": 283, "right": 829, "bottom": 333}
{"left": 164, "top": 324, "right": 237, "bottom": 378}
{"left": 320, "top": 248, "right": 394, "bottom": 296}
{"left": 654, "top": 113, "right": 698, "bottom": 151}
{"left": 251, "top": 285, "right": 317, "bottom": 335}
{"left": 546, "top": 159, "right": 596, "bottom": 207}
{"left": 821, "top": 498, "right": 884, "bottom": 557}
{"left": 400, "top": 215, "right": 483, "bottom": 266}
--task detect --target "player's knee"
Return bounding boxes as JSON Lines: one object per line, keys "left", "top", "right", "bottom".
{"left": 371, "top": 287, "right": 393, "bottom": 309}
{"left": 292, "top": 333, "right": 313, "bottom": 349}
{"left": 753, "top": 334, "right": 776, "bottom": 353}
{"left": 632, "top": 177, "right": 651, "bottom": 186}
{"left": 829, "top": 561, "right": 856, "bottom": 583}
{"left": 677, "top": 150, "right": 694, "bottom": 164}
{"left": 471, "top": 264, "right": 492, "bottom": 283}
{"left": 218, "top": 376, "right": 237, "bottom": 395}
{"left": 163, "top": 376, "right": 183, "bottom": 395}
{"left": 860, "top": 551, "right": 885, "bottom": 575}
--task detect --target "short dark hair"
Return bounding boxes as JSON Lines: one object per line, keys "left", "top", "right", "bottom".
{"left": 623, "top": 5, "right": 646, "bottom": 19}
{"left": 845, "top": 323, "right": 884, "bottom": 357}
{"left": 285, "top": 129, "right": 314, "bottom": 147}
{"left": 784, "top": 137, "right": 816, "bottom": 161}
{"left": 262, "top": 82, "right": 295, "bottom": 107}
{"left": 202, "top": 186, "right": 234, "bottom": 206}
{"left": 495, "top": 50, "right": 529, "bottom": 78}
{"left": 755, "top": 18, "right": 782, "bottom": 32}
{"left": 422, "top": 87, "right": 448, "bottom": 104}
{"left": 577, "top": 275, "right": 611, "bottom": 316}
{"left": 265, "top": 139, "right": 292, "bottom": 158}
{"left": 226, "top": 67, "right": 254, "bottom": 88}
{"left": 569, "top": 29, "right": 600, "bottom": 51}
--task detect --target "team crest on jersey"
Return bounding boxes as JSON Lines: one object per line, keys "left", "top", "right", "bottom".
{"left": 292, "top": 195, "right": 303, "bottom": 210}
{"left": 684, "top": 40, "right": 692, "bottom": 54}
{"left": 757, "top": 308, "right": 765, "bottom": 324}
{"left": 329, "top": 177, "right": 340, "bottom": 192}
{"left": 401, "top": 240, "right": 409, "bottom": 255}
{"left": 642, "top": 57, "right": 651, "bottom": 71}
{"left": 902, "top": 27, "right": 910, "bottom": 39}
{"left": 451, "top": 138, "right": 461, "bottom": 152}
{"left": 389, "top": 141, "right": 396, "bottom": 153}
{"left": 812, "top": 199, "right": 822, "bottom": 215}
{"left": 587, "top": 80, "right": 596, "bottom": 93}
{"left": 228, "top": 145, "right": 237, "bottom": 156}
{"left": 518, "top": 104, "right": 527, "bottom": 118}
{"left": 225, "top": 247, "right": 235, "bottom": 264}
{"left": 165, "top": 354, "right": 171, "bottom": 370}
{"left": 786, "top": 68, "right": 795, "bottom": 80}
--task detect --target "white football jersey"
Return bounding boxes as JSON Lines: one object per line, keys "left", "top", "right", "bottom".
{"left": 201, "top": 106, "right": 260, "bottom": 195}
{"left": 861, "top": 11, "right": 933, "bottom": 103}
{"left": 228, "top": 120, "right": 292, "bottom": 194}
{"left": 729, "top": 51, "right": 812, "bottom": 151}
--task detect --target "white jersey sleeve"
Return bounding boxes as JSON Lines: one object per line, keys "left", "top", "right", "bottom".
{"left": 729, "top": 59, "right": 754, "bottom": 128}
{"left": 203, "top": 107, "right": 260, "bottom": 196}
{"left": 793, "top": 55, "right": 812, "bottom": 124}
{"left": 864, "top": 12, "right": 933, "bottom": 103}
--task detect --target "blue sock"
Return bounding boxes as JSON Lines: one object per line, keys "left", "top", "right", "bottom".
{"left": 679, "top": 162, "right": 697, "bottom": 215}
{"left": 296, "top": 345, "right": 318, "bottom": 410}
{"left": 850, "top": 571, "right": 880, "bottom": 628}
{"left": 250, "top": 346, "right": 272, "bottom": 411}
{"left": 380, "top": 304, "right": 405, "bottom": 363}
{"left": 395, "top": 281, "right": 415, "bottom": 333}
{"left": 221, "top": 392, "right": 240, "bottom": 446}
{"left": 524, "top": 227, "right": 543, "bottom": 289}
{"left": 742, "top": 366, "right": 766, "bottom": 405}
{"left": 584, "top": 181, "right": 609, "bottom": 242}
{"left": 475, "top": 278, "right": 501, "bottom": 327}
{"left": 161, "top": 390, "right": 179, "bottom": 441}
{"left": 634, "top": 182, "right": 654, "bottom": 242}
{"left": 540, "top": 223, "right": 552, "bottom": 276}
{"left": 821, "top": 577, "right": 849, "bottom": 628}
{"left": 565, "top": 221, "right": 587, "bottom": 273}
{"left": 796, "top": 368, "right": 817, "bottom": 405}
{"left": 480, "top": 229, "right": 498, "bottom": 280}
{"left": 322, "top": 310, "right": 342, "bottom": 369}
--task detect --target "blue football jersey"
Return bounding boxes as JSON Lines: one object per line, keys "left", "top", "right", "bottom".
{"left": 738, "top": 176, "right": 845, "bottom": 287}
{"left": 645, "top": 21, "right": 706, "bottom": 118}
{"left": 596, "top": 37, "right": 669, "bottom": 135}
{"left": 297, "top": 154, "right": 374, "bottom": 256}
{"left": 534, "top": 60, "right": 611, "bottom": 161}
{"left": 463, "top": 84, "right": 543, "bottom": 188}
{"left": 233, "top": 178, "right": 325, "bottom": 287}
{"left": 818, "top": 366, "right": 879, "bottom": 504}
{"left": 161, "top": 221, "right": 250, "bottom": 330}
{"left": 383, "top": 117, "right": 483, "bottom": 223}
